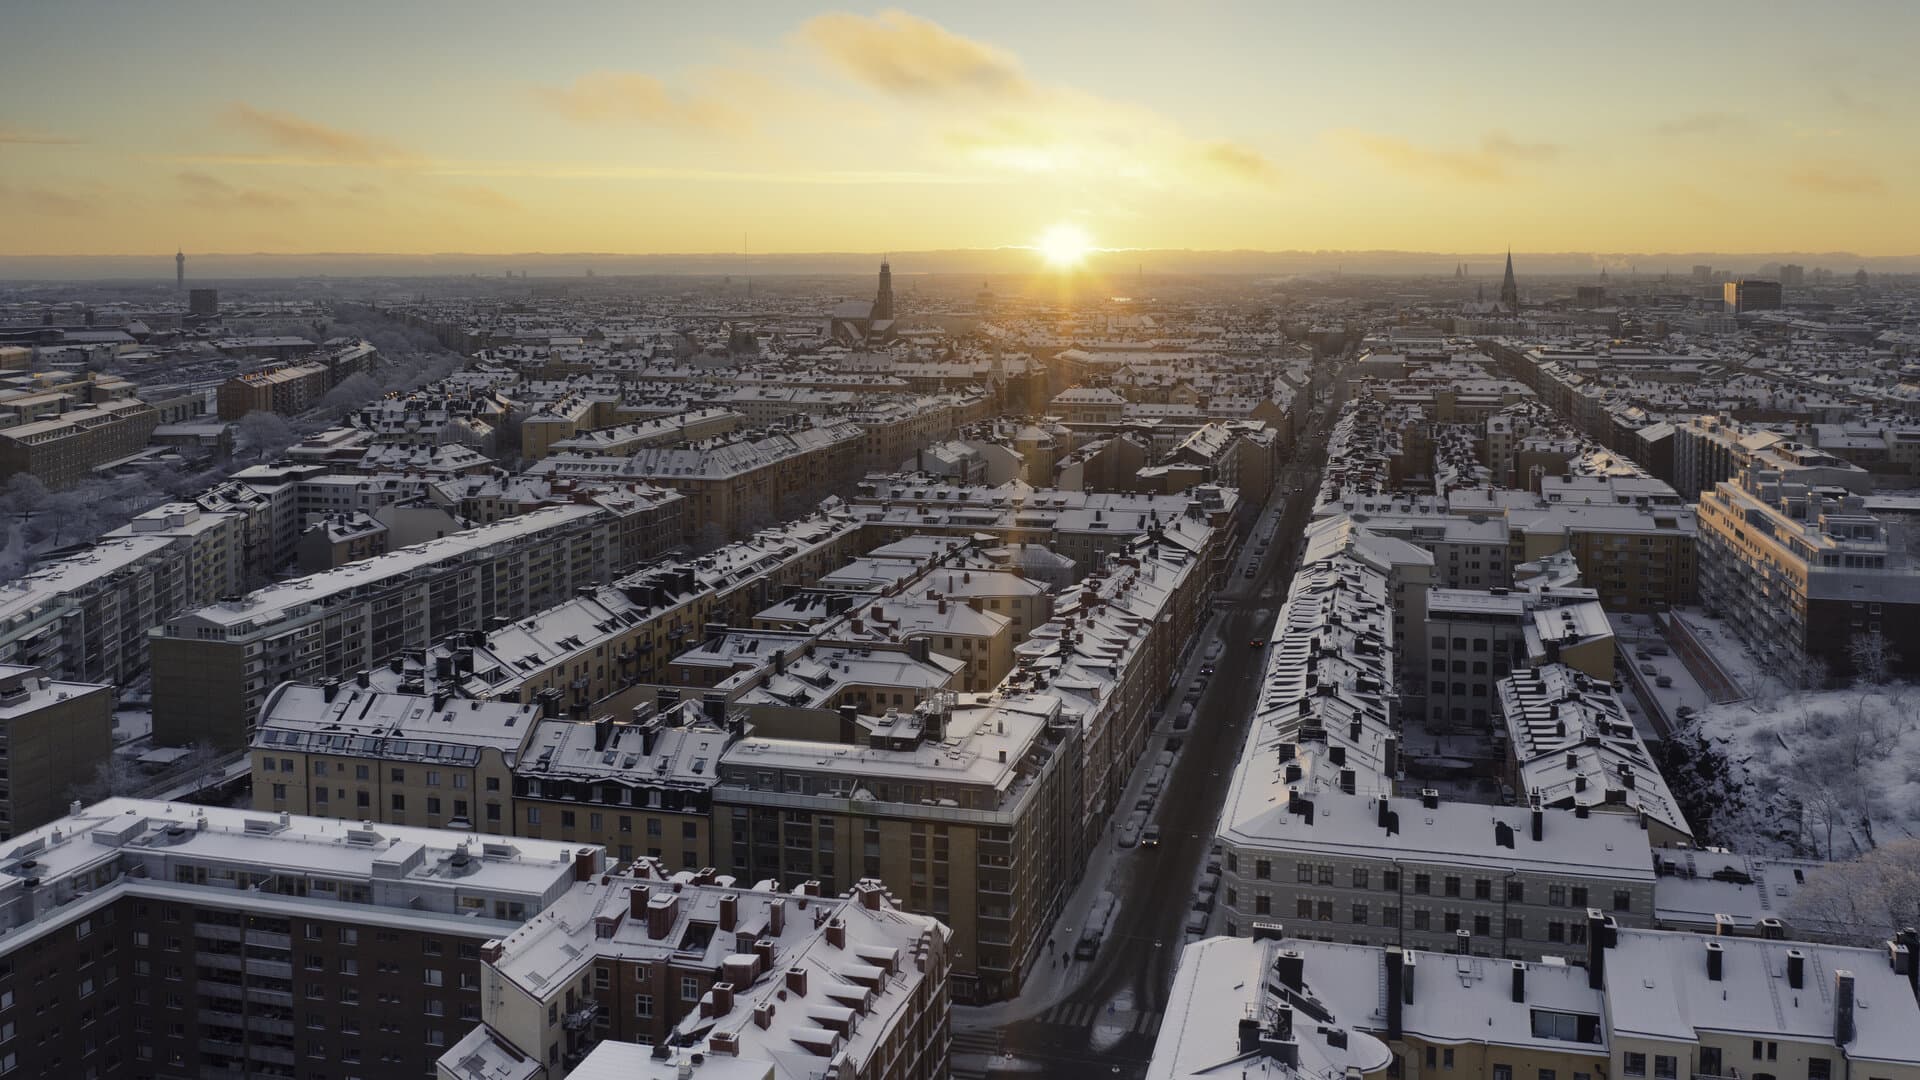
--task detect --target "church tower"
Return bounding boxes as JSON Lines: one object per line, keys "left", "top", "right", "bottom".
{"left": 1499, "top": 249, "right": 1519, "bottom": 312}
{"left": 872, "top": 258, "right": 895, "bottom": 321}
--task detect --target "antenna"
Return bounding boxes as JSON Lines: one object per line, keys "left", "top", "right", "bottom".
{"left": 743, "top": 229, "right": 751, "bottom": 302}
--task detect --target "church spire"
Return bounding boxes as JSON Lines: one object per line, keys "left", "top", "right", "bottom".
{"left": 1499, "top": 248, "right": 1519, "bottom": 312}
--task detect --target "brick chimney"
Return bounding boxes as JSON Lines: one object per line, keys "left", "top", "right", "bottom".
{"left": 825, "top": 917, "right": 846, "bottom": 950}
{"left": 753, "top": 1002, "right": 775, "bottom": 1029}
{"left": 719, "top": 892, "right": 738, "bottom": 931}
{"left": 769, "top": 898, "right": 786, "bottom": 936}
{"left": 480, "top": 940, "right": 504, "bottom": 965}
{"left": 629, "top": 883, "right": 651, "bottom": 920}
{"left": 647, "top": 894, "right": 679, "bottom": 941}
{"left": 703, "top": 981, "right": 734, "bottom": 1018}
{"left": 786, "top": 966, "right": 808, "bottom": 996}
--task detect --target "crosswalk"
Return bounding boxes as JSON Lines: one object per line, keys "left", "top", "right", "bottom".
{"left": 949, "top": 1029, "right": 1003, "bottom": 1080}
{"left": 1034, "top": 1000, "right": 1164, "bottom": 1035}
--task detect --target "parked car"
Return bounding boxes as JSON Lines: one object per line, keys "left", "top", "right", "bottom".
{"left": 1638, "top": 663, "right": 1657, "bottom": 676}
{"left": 1656, "top": 675, "right": 1674, "bottom": 688}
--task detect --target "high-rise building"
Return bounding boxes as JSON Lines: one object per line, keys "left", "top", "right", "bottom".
{"left": 872, "top": 258, "right": 894, "bottom": 321}
{"left": 0, "top": 797, "right": 600, "bottom": 1080}
{"left": 1722, "top": 278, "right": 1783, "bottom": 313}
{"left": 188, "top": 287, "right": 218, "bottom": 317}
{"left": 1499, "top": 249, "right": 1519, "bottom": 312}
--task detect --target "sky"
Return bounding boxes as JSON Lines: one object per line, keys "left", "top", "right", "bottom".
{"left": 4, "top": 0, "right": 1918, "bottom": 259}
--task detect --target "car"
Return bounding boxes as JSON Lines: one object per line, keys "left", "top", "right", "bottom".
{"left": 1647, "top": 645, "right": 1670, "bottom": 657}
{"left": 1656, "top": 675, "right": 1674, "bottom": 688}
{"left": 1638, "top": 663, "right": 1657, "bottom": 676}
{"left": 1199, "top": 665, "right": 1215, "bottom": 676}
{"left": 1140, "top": 825, "right": 1161, "bottom": 847}
{"left": 1250, "top": 638, "right": 1266, "bottom": 648}
{"left": 1243, "top": 567, "right": 1256, "bottom": 578}
{"left": 1675, "top": 705, "right": 1697, "bottom": 720}
{"left": 1165, "top": 738, "right": 1184, "bottom": 753}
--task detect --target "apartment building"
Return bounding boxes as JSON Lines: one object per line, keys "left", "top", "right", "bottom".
{"left": 801, "top": 597, "right": 1013, "bottom": 693}
{"left": 1697, "top": 468, "right": 1920, "bottom": 683}
{"left": 151, "top": 504, "right": 620, "bottom": 749}
{"left": 252, "top": 682, "right": 535, "bottom": 833}
{"left": 217, "top": 361, "right": 331, "bottom": 419}
{"left": 1423, "top": 584, "right": 1610, "bottom": 732}
{"left": 1161, "top": 925, "right": 1920, "bottom": 1080}
{"left": 438, "top": 866, "right": 950, "bottom": 1080}
{"left": 1217, "top": 531, "right": 1661, "bottom": 963}
{"left": 533, "top": 422, "right": 866, "bottom": 544}
{"left": 0, "top": 534, "right": 187, "bottom": 686}
{"left": 0, "top": 663, "right": 113, "bottom": 838}
{"left": 0, "top": 395, "right": 159, "bottom": 487}
{"left": 538, "top": 407, "right": 744, "bottom": 460}
{"left": 512, "top": 706, "right": 733, "bottom": 871}
{"left": 712, "top": 693, "right": 1080, "bottom": 1004}
{"left": 1496, "top": 664, "right": 1692, "bottom": 845}
{"left": 0, "top": 798, "right": 599, "bottom": 1080}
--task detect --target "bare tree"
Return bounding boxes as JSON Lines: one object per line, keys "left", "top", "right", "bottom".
{"left": 1848, "top": 630, "right": 1900, "bottom": 687}
{"left": 234, "top": 411, "right": 299, "bottom": 462}
{"left": 1787, "top": 838, "right": 1920, "bottom": 944}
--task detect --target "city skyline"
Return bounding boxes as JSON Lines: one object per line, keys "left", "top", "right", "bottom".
{"left": 5, "top": 1, "right": 1920, "bottom": 257}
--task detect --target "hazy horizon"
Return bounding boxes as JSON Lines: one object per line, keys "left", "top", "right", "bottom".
{"left": 4, "top": 246, "right": 1914, "bottom": 283}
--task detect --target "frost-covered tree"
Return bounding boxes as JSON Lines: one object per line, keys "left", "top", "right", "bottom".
{"left": 1787, "top": 839, "right": 1920, "bottom": 944}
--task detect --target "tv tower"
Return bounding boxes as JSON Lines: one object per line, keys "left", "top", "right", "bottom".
{"left": 175, "top": 249, "right": 185, "bottom": 291}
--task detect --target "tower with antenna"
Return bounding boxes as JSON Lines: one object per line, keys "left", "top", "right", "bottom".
{"left": 175, "top": 249, "right": 185, "bottom": 291}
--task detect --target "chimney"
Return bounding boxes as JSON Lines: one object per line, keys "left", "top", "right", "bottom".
{"left": 719, "top": 893, "right": 738, "bottom": 931}
{"left": 1455, "top": 929, "right": 1471, "bottom": 955}
{"left": 1384, "top": 947, "right": 1405, "bottom": 1039}
{"left": 1586, "top": 909, "right": 1608, "bottom": 989}
{"left": 1530, "top": 806, "right": 1544, "bottom": 843}
{"left": 629, "top": 884, "right": 651, "bottom": 919}
{"left": 1900, "top": 927, "right": 1920, "bottom": 1003}
{"left": 754, "top": 938, "right": 776, "bottom": 973}
{"left": 1510, "top": 961, "right": 1526, "bottom": 1003}
{"left": 858, "top": 883, "right": 882, "bottom": 911}
{"left": 1237, "top": 1016, "right": 1262, "bottom": 1054}
{"left": 1787, "top": 948, "right": 1806, "bottom": 990}
{"left": 647, "top": 894, "right": 678, "bottom": 941}
{"left": 1713, "top": 913, "right": 1735, "bottom": 937}
{"left": 480, "top": 939, "right": 505, "bottom": 965}
{"left": 1421, "top": 788, "right": 1439, "bottom": 809}
{"left": 1402, "top": 950, "right": 1417, "bottom": 1005}
{"left": 1706, "top": 941, "right": 1724, "bottom": 981}
{"left": 574, "top": 848, "right": 596, "bottom": 882}
{"left": 753, "top": 1002, "right": 775, "bottom": 1029}
{"left": 1275, "top": 950, "right": 1304, "bottom": 991}
{"left": 769, "top": 898, "right": 787, "bottom": 937}
{"left": 825, "top": 917, "right": 846, "bottom": 950}
{"left": 704, "top": 981, "right": 734, "bottom": 1019}
{"left": 1834, "top": 969, "right": 1855, "bottom": 1046}
{"left": 786, "top": 966, "right": 808, "bottom": 997}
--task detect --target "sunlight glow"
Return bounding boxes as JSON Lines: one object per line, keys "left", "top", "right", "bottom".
{"left": 1036, "top": 223, "right": 1094, "bottom": 268}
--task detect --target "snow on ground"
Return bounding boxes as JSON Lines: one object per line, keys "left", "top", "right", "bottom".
{"left": 1679, "top": 686, "right": 1920, "bottom": 858}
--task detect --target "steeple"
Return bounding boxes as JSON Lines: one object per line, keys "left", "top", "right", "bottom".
{"left": 1499, "top": 248, "right": 1519, "bottom": 312}
{"left": 872, "top": 257, "right": 895, "bottom": 321}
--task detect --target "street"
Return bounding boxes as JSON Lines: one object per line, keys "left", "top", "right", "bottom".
{"left": 959, "top": 390, "right": 1338, "bottom": 1079}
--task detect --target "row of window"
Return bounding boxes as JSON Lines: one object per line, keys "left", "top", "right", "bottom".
{"left": 1230, "top": 856, "right": 1630, "bottom": 910}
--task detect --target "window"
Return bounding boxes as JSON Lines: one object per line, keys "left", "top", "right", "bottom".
{"left": 1413, "top": 874, "right": 1431, "bottom": 895}
{"left": 1548, "top": 884, "right": 1567, "bottom": 906}
{"left": 1473, "top": 915, "right": 1490, "bottom": 936}
{"left": 1317, "top": 865, "right": 1334, "bottom": 885}
{"left": 1444, "top": 876, "right": 1461, "bottom": 897}
{"left": 1474, "top": 878, "right": 1492, "bottom": 901}
{"left": 1808, "top": 1060, "right": 1830, "bottom": 1080}
{"left": 680, "top": 977, "right": 699, "bottom": 1002}
{"left": 390, "top": 768, "right": 404, "bottom": 783}
{"left": 634, "top": 993, "right": 654, "bottom": 1018}
{"left": 1443, "top": 1050, "right": 1454, "bottom": 1069}
{"left": 1255, "top": 895, "right": 1271, "bottom": 915}
{"left": 1612, "top": 890, "right": 1631, "bottom": 912}
{"left": 1541, "top": 1071, "right": 1556, "bottom": 1080}
{"left": 1296, "top": 898, "right": 1312, "bottom": 919}
{"left": 1624, "top": 1053, "right": 1647, "bottom": 1077}
{"left": 1507, "top": 880, "right": 1525, "bottom": 902}
{"left": 1382, "top": 870, "right": 1399, "bottom": 891}
{"left": 1351, "top": 903, "right": 1368, "bottom": 924}
{"left": 1654, "top": 1056, "right": 1677, "bottom": 1080}
{"left": 1494, "top": 1068, "right": 1512, "bottom": 1080}
{"left": 1352, "top": 868, "right": 1369, "bottom": 889}
{"left": 1570, "top": 887, "right": 1588, "bottom": 908}
{"left": 1412, "top": 909, "right": 1430, "bottom": 930}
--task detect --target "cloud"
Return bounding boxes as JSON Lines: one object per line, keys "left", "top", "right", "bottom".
{"left": 1653, "top": 111, "right": 1743, "bottom": 137}
{"left": 175, "top": 171, "right": 298, "bottom": 211}
{"left": 0, "top": 184, "right": 95, "bottom": 215}
{"left": 531, "top": 72, "right": 751, "bottom": 135}
{"left": 1786, "top": 167, "right": 1886, "bottom": 196}
{"left": 432, "top": 183, "right": 521, "bottom": 212}
{"left": 220, "top": 103, "right": 417, "bottom": 166}
{"left": 1336, "top": 130, "right": 1560, "bottom": 183}
{"left": 0, "top": 126, "right": 82, "bottom": 145}
{"left": 1197, "top": 141, "right": 1283, "bottom": 186}
{"left": 798, "top": 9, "right": 1032, "bottom": 100}
{"left": 1480, "top": 131, "right": 1561, "bottom": 162}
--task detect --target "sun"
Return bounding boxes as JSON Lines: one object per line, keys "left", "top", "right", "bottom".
{"left": 1036, "top": 223, "right": 1094, "bottom": 269}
